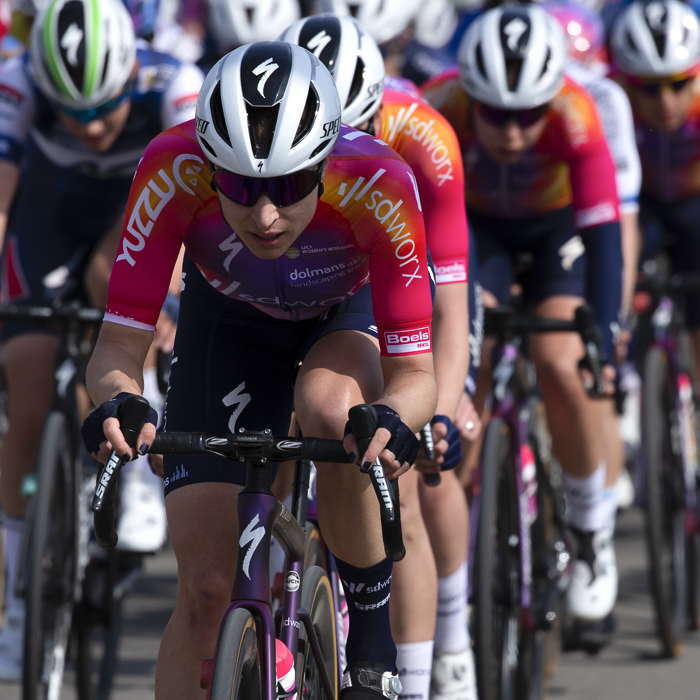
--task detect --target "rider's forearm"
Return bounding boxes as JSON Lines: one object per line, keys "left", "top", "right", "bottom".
{"left": 432, "top": 282, "right": 469, "bottom": 419}
{"left": 620, "top": 210, "right": 641, "bottom": 321}
{"left": 378, "top": 354, "right": 437, "bottom": 432}
{"left": 0, "top": 159, "right": 20, "bottom": 254}
{"left": 86, "top": 322, "right": 155, "bottom": 406}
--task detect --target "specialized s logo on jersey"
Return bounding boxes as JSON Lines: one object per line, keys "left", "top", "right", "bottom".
{"left": 253, "top": 58, "right": 279, "bottom": 98}
{"left": 60, "top": 23, "right": 84, "bottom": 67}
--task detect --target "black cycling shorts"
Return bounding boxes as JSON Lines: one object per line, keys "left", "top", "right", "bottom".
{"left": 640, "top": 194, "right": 700, "bottom": 329}
{"left": 0, "top": 140, "right": 132, "bottom": 341}
{"left": 161, "top": 255, "right": 435, "bottom": 495}
{"left": 468, "top": 205, "right": 587, "bottom": 308}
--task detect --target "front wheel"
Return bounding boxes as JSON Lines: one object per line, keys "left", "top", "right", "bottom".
{"left": 23, "top": 411, "right": 79, "bottom": 700}
{"left": 473, "top": 418, "right": 522, "bottom": 700}
{"left": 209, "top": 608, "right": 262, "bottom": 700}
{"left": 643, "top": 347, "right": 687, "bottom": 657}
{"left": 296, "top": 565, "right": 338, "bottom": 700}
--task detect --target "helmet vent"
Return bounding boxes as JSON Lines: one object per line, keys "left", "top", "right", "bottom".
{"left": 58, "top": 1, "right": 87, "bottom": 93}
{"left": 200, "top": 137, "right": 217, "bottom": 158}
{"left": 293, "top": 85, "right": 319, "bottom": 148}
{"left": 247, "top": 104, "right": 280, "bottom": 158}
{"left": 475, "top": 42, "right": 487, "bottom": 80}
{"left": 245, "top": 7, "right": 254, "bottom": 24}
{"left": 653, "top": 33, "right": 666, "bottom": 59}
{"left": 539, "top": 48, "right": 552, "bottom": 80}
{"left": 347, "top": 57, "right": 366, "bottom": 107}
{"left": 310, "top": 138, "right": 331, "bottom": 159}
{"left": 625, "top": 29, "right": 639, "bottom": 55}
{"left": 211, "top": 82, "right": 232, "bottom": 147}
{"left": 505, "top": 58, "right": 523, "bottom": 91}
{"left": 101, "top": 49, "right": 111, "bottom": 89}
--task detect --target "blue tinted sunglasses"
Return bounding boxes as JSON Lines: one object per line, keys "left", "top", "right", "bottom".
{"left": 53, "top": 78, "right": 135, "bottom": 123}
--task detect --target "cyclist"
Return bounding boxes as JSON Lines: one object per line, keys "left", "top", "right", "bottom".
{"left": 610, "top": 0, "right": 700, "bottom": 383}
{"left": 280, "top": 14, "right": 473, "bottom": 700}
{"left": 423, "top": 4, "right": 623, "bottom": 650}
{"left": 545, "top": 0, "right": 642, "bottom": 507}
{"left": 0, "top": 0, "right": 202, "bottom": 679}
{"left": 82, "top": 41, "right": 437, "bottom": 700}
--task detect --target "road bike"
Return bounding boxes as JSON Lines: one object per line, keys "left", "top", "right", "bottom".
{"left": 634, "top": 270, "right": 700, "bottom": 658}
{"left": 470, "top": 305, "right": 604, "bottom": 700}
{"left": 0, "top": 302, "right": 142, "bottom": 700}
{"left": 92, "top": 396, "right": 405, "bottom": 700}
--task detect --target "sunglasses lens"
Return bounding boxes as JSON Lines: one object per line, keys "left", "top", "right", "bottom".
{"left": 57, "top": 80, "right": 134, "bottom": 122}
{"left": 636, "top": 77, "right": 692, "bottom": 95}
{"left": 214, "top": 170, "right": 320, "bottom": 207}
{"left": 478, "top": 103, "right": 548, "bottom": 127}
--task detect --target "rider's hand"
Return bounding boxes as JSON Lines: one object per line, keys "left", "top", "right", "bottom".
{"left": 415, "top": 416, "right": 462, "bottom": 474}
{"left": 81, "top": 393, "right": 158, "bottom": 464}
{"left": 457, "top": 393, "right": 482, "bottom": 442}
{"left": 580, "top": 363, "right": 617, "bottom": 397}
{"left": 343, "top": 405, "right": 420, "bottom": 480}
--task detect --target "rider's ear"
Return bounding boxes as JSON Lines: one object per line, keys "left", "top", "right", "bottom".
{"left": 318, "top": 182, "right": 324, "bottom": 198}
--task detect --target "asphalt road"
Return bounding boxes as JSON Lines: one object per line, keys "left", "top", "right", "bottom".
{"left": 1, "top": 505, "right": 699, "bottom": 700}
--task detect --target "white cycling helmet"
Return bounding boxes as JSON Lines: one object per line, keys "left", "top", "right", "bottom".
{"left": 195, "top": 42, "right": 342, "bottom": 177}
{"left": 611, "top": 0, "right": 700, "bottom": 78}
{"left": 279, "top": 14, "right": 385, "bottom": 127}
{"left": 458, "top": 4, "right": 566, "bottom": 109}
{"left": 315, "top": 0, "right": 421, "bottom": 45}
{"left": 207, "top": 0, "right": 301, "bottom": 51}
{"left": 413, "top": 0, "right": 458, "bottom": 49}
{"left": 31, "top": 0, "right": 136, "bottom": 109}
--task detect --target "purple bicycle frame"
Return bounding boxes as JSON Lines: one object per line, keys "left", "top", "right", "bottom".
{"left": 214, "top": 489, "right": 337, "bottom": 700}
{"left": 468, "top": 342, "right": 535, "bottom": 610}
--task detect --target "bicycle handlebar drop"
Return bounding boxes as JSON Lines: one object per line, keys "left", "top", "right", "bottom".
{"left": 92, "top": 398, "right": 406, "bottom": 560}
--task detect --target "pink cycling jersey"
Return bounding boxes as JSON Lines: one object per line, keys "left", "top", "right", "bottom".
{"left": 422, "top": 70, "right": 619, "bottom": 228}
{"left": 105, "top": 121, "right": 434, "bottom": 357}
{"left": 380, "top": 86, "right": 469, "bottom": 285}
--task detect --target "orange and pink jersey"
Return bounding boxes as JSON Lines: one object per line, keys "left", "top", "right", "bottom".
{"left": 634, "top": 86, "right": 700, "bottom": 201}
{"left": 105, "top": 121, "right": 434, "bottom": 357}
{"left": 421, "top": 69, "right": 619, "bottom": 228}
{"left": 380, "top": 84, "right": 469, "bottom": 285}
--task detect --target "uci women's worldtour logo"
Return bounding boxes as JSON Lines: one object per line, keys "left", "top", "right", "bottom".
{"left": 118, "top": 155, "right": 205, "bottom": 266}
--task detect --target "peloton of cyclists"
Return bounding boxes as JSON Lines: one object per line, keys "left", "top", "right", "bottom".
{"left": 281, "top": 13, "right": 475, "bottom": 700}
{"left": 423, "top": 2, "right": 624, "bottom": 652}
{"left": 0, "top": 0, "right": 203, "bottom": 679}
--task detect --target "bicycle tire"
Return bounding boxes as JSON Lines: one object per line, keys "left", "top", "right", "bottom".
{"left": 296, "top": 565, "right": 338, "bottom": 700}
{"left": 74, "top": 550, "right": 136, "bottom": 700}
{"left": 23, "top": 410, "right": 79, "bottom": 700}
{"left": 305, "top": 523, "right": 327, "bottom": 571}
{"left": 643, "top": 347, "right": 686, "bottom": 657}
{"left": 474, "top": 418, "right": 521, "bottom": 700}
{"left": 209, "top": 608, "right": 262, "bottom": 700}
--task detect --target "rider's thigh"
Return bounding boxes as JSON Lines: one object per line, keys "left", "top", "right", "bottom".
{"left": 84, "top": 216, "right": 124, "bottom": 309}
{"left": 294, "top": 329, "right": 383, "bottom": 439}
{"left": 529, "top": 295, "right": 587, "bottom": 387}
{"left": 166, "top": 482, "right": 242, "bottom": 635}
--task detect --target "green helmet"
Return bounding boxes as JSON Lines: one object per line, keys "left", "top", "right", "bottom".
{"left": 31, "top": 0, "right": 136, "bottom": 110}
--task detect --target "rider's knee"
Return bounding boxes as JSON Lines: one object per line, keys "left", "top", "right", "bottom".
{"left": 534, "top": 350, "right": 580, "bottom": 398}
{"left": 180, "top": 568, "right": 233, "bottom": 635}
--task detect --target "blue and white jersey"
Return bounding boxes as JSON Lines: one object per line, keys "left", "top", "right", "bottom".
{"left": 0, "top": 43, "right": 203, "bottom": 180}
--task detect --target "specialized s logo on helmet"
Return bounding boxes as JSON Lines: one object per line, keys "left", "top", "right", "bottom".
{"left": 645, "top": 1, "right": 667, "bottom": 31}
{"left": 253, "top": 58, "right": 279, "bottom": 98}
{"left": 504, "top": 17, "right": 528, "bottom": 53}
{"left": 307, "top": 30, "right": 332, "bottom": 58}
{"left": 60, "top": 23, "right": 84, "bottom": 67}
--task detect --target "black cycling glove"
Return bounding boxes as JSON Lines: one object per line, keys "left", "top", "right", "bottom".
{"left": 81, "top": 392, "right": 158, "bottom": 456}
{"left": 345, "top": 404, "right": 421, "bottom": 470}
{"left": 432, "top": 415, "right": 462, "bottom": 471}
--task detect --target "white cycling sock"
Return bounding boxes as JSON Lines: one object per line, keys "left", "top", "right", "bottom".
{"left": 563, "top": 462, "right": 614, "bottom": 532}
{"left": 434, "top": 562, "right": 469, "bottom": 653}
{"left": 3, "top": 516, "right": 24, "bottom": 620}
{"left": 396, "top": 641, "right": 434, "bottom": 700}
